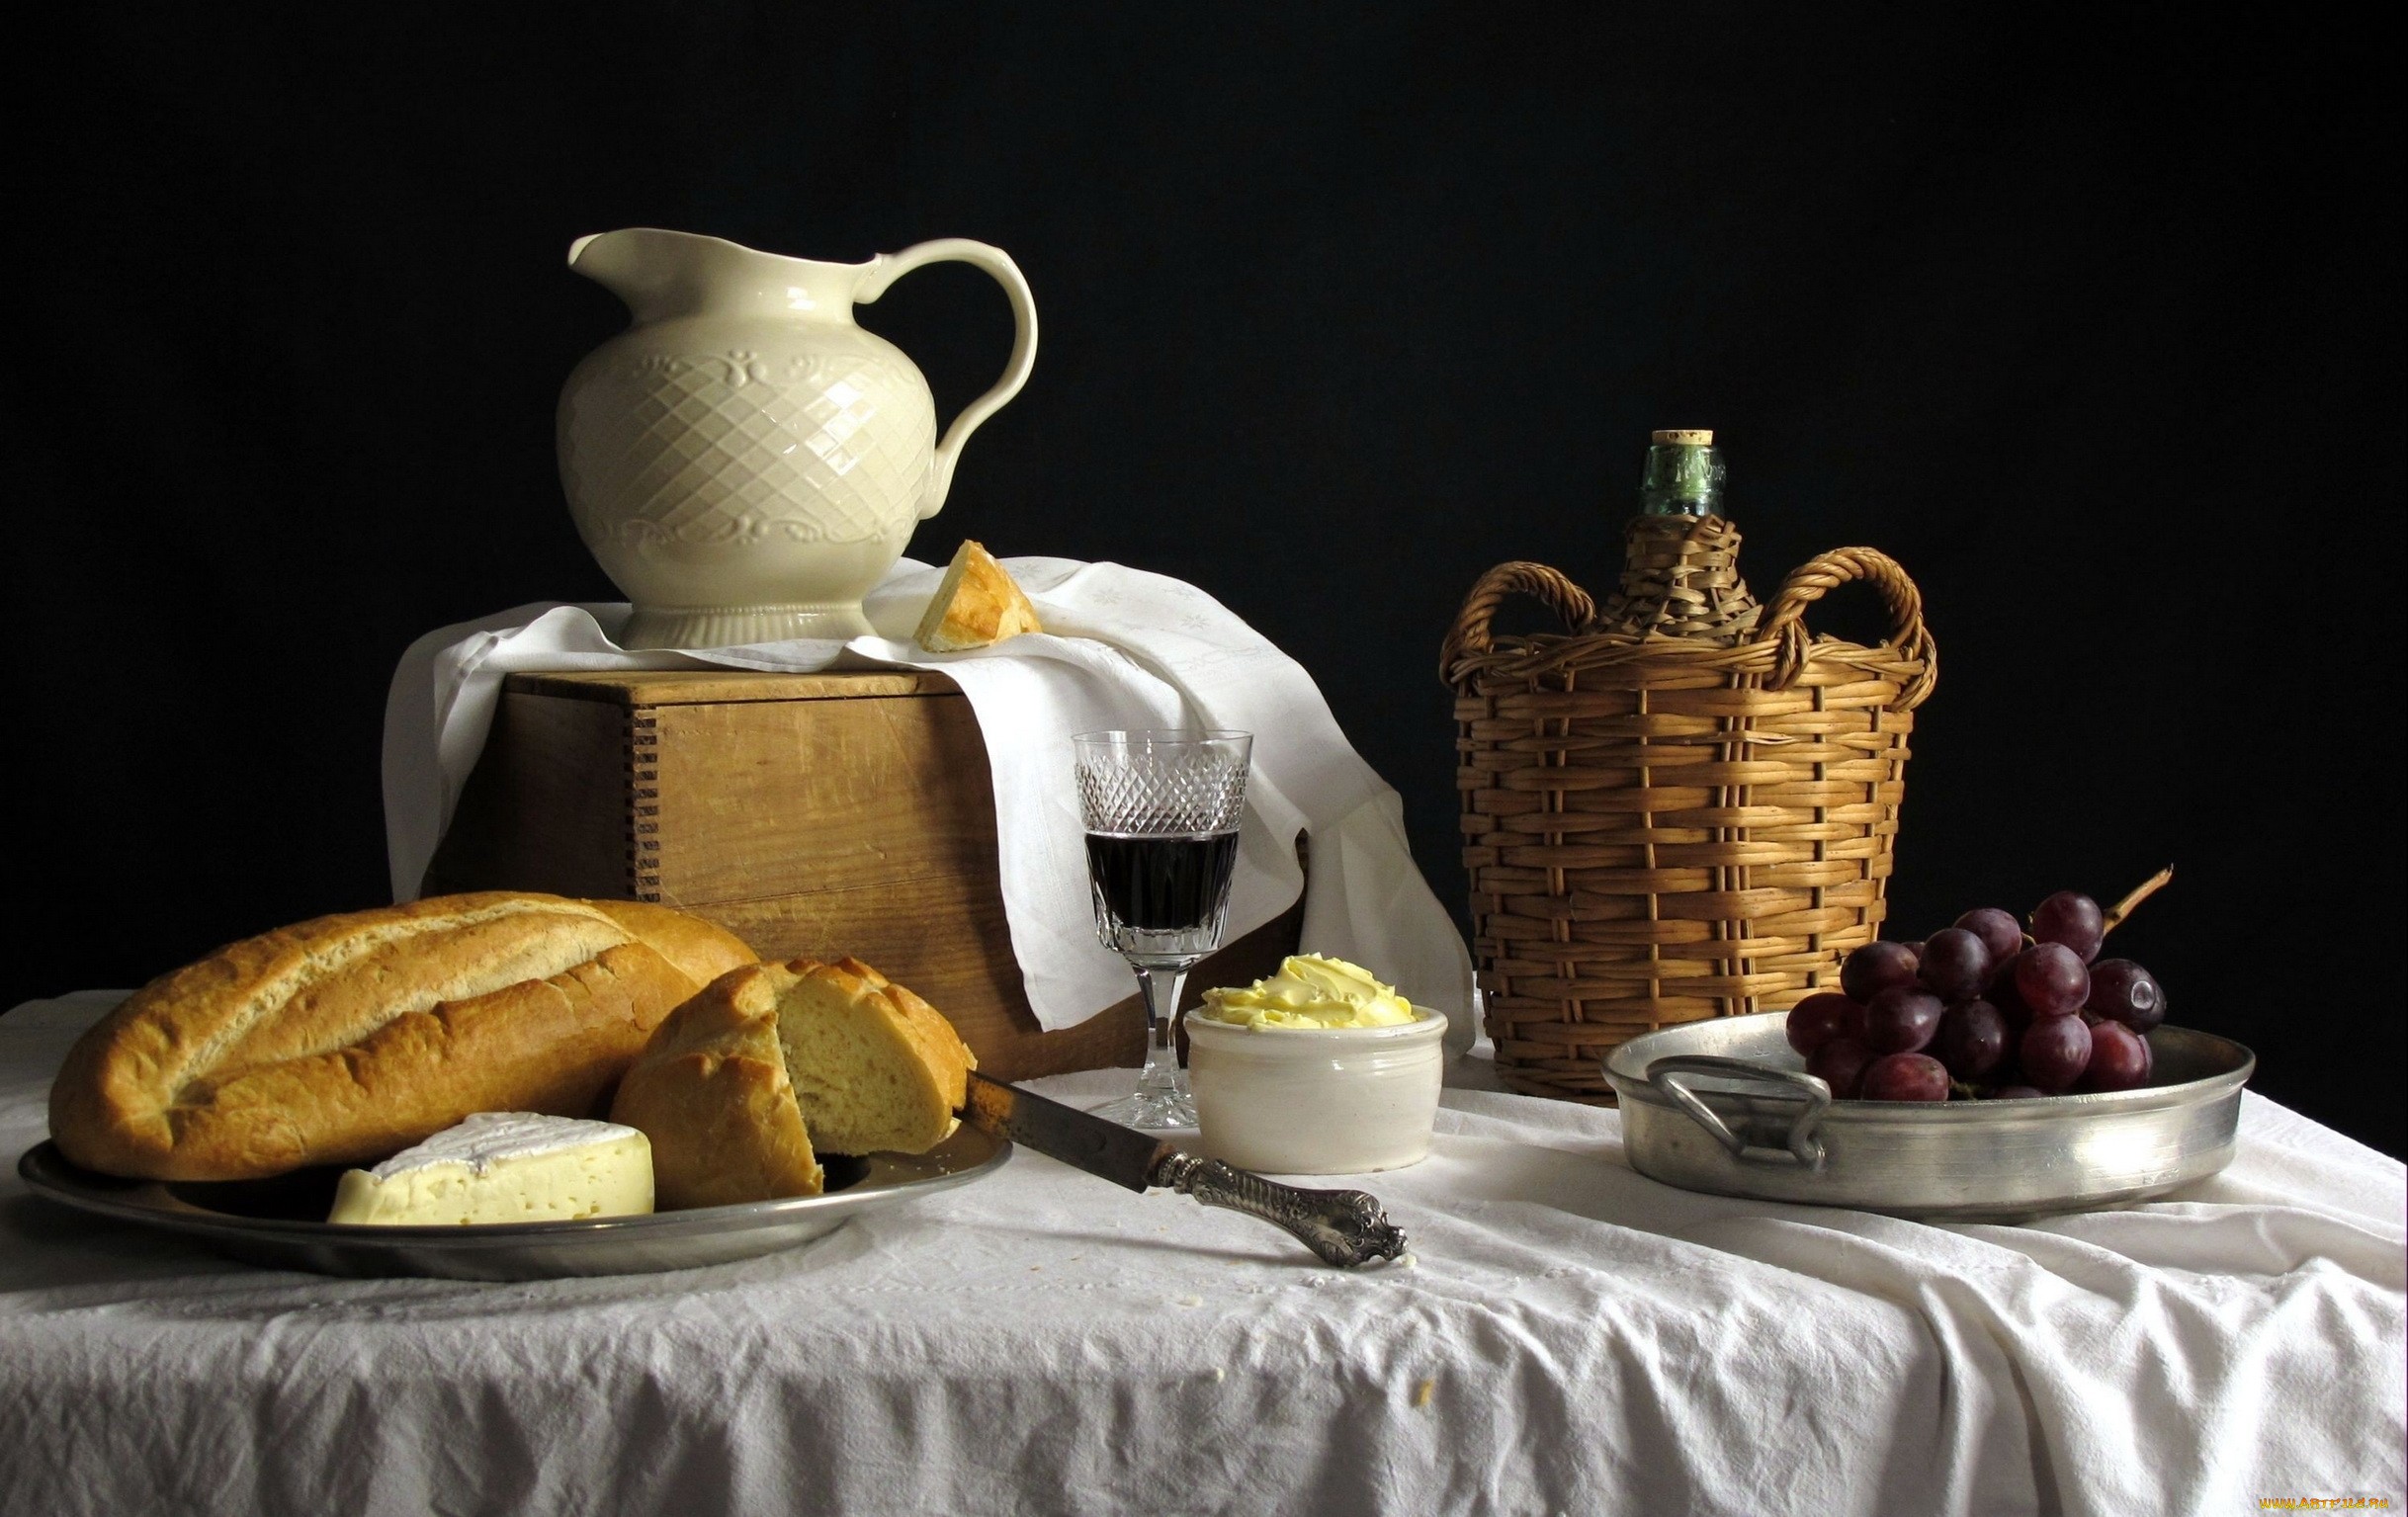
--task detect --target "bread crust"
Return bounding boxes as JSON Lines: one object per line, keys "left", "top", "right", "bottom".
{"left": 610, "top": 957, "right": 974, "bottom": 1210}
{"left": 609, "top": 963, "right": 823, "bottom": 1208}
{"left": 912, "top": 540, "right": 1043, "bottom": 651}
{"left": 47, "top": 891, "right": 756, "bottom": 1181}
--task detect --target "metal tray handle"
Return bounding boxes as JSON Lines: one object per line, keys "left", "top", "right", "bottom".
{"left": 1645, "top": 1055, "right": 1831, "bottom": 1169}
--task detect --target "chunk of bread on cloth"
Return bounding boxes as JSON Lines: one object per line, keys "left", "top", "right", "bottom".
{"left": 610, "top": 956, "right": 975, "bottom": 1209}
{"left": 912, "top": 540, "right": 1043, "bottom": 651}
{"left": 47, "top": 891, "right": 756, "bottom": 1181}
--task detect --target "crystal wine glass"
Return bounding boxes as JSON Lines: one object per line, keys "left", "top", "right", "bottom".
{"left": 1074, "top": 729, "right": 1252, "bottom": 1130}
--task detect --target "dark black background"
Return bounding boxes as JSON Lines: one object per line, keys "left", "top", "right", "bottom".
{"left": 9, "top": 7, "right": 2401, "bottom": 1153}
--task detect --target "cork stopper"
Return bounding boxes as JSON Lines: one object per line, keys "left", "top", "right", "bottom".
{"left": 1640, "top": 431, "right": 1726, "bottom": 516}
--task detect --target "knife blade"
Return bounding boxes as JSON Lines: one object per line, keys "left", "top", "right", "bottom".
{"left": 959, "top": 1070, "right": 1407, "bottom": 1268}
{"left": 961, "top": 1069, "right": 1167, "bottom": 1192}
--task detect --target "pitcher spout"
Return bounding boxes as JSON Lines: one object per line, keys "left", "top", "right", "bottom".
{"left": 566, "top": 229, "right": 664, "bottom": 313}
{"left": 567, "top": 228, "right": 865, "bottom": 323}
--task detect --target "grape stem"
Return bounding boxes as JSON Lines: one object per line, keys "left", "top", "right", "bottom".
{"left": 2101, "top": 865, "right": 2176, "bottom": 938}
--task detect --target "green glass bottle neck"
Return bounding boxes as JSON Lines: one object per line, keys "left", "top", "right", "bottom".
{"left": 1639, "top": 443, "right": 1727, "bottom": 518}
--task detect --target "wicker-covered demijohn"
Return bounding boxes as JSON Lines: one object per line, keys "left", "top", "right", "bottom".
{"left": 1440, "top": 513, "right": 1936, "bottom": 1103}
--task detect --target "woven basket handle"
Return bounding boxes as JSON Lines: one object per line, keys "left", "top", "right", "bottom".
{"left": 1759, "top": 547, "right": 1937, "bottom": 710}
{"left": 1440, "top": 561, "right": 1598, "bottom": 681}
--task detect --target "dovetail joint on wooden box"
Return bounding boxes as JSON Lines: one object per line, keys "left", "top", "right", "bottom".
{"left": 629, "top": 708, "right": 661, "bottom": 901}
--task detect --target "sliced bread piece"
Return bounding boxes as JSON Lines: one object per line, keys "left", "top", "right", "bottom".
{"left": 606, "top": 963, "right": 821, "bottom": 1208}
{"left": 913, "top": 540, "right": 1043, "bottom": 651}
{"left": 609, "top": 957, "right": 974, "bottom": 1210}
{"left": 775, "top": 957, "right": 973, "bottom": 1155}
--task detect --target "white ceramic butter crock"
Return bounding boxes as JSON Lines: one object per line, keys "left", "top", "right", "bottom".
{"left": 1184, "top": 1009, "right": 1447, "bottom": 1174}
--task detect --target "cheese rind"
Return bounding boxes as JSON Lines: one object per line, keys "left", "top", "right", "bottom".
{"left": 326, "top": 1112, "right": 654, "bottom": 1225}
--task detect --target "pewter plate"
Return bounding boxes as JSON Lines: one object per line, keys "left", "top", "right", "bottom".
{"left": 17, "top": 1126, "right": 1010, "bottom": 1281}
{"left": 1603, "top": 1014, "right": 2253, "bottom": 1222}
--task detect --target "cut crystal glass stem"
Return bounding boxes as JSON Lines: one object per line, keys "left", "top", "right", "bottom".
{"left": 1092, "top": 961, "right": 1198, "bottom": 1129}
{"left": 1137, "top": 965, "right": 1192, "bottom": 1086}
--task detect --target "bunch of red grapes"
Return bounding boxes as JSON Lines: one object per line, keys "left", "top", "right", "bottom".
{"left": 1784, "top": 890, "right": 2168, "bottom": 1102}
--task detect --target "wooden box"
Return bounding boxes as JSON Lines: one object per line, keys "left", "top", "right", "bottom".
{"left": 423, "top": 669, "right": 1298, "bottom": 1081}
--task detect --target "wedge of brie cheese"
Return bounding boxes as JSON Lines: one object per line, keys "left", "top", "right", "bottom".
{"left": 327, "top": 1112, "right": 654, "bottom": 1225}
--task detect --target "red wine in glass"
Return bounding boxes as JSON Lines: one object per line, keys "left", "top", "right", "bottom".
{"left": 1084, "top": 830, "right": 1241, "bottom": 946}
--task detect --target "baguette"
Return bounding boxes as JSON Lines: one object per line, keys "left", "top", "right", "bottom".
{"left": 48, "top": 891, "right": 756, "bottom": 1181}
{"left": 610, "top": 956, "right": 974, "bottom": 1209}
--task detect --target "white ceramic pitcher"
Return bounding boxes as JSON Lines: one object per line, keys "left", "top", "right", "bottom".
{"left": 557, "top": 229, "right": 1038, "bottom": 647}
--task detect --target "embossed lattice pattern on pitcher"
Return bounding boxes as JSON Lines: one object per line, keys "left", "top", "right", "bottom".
{"left": 1440, "top": 515, "right": 1936, "bottom": 1104}
{"left": 560, "top": 351, "right": 938, "bottom": 548}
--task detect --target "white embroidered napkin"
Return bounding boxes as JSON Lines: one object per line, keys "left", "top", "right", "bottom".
{"left": 382, "top": 557, "right": 1474, "bottom": 1036}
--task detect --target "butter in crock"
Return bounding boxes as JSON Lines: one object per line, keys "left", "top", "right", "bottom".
{"left": 1196, "top": 955, "right": 1416, "bottom": 1030}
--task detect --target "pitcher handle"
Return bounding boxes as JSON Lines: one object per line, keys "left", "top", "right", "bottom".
{"left": 854, "top": 239, "right": 1039, "bottom": 519}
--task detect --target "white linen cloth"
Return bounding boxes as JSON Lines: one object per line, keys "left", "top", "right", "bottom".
{"left": 3, "top": 992, "right": 2400, "bottom": 1517}
{"left": 381, "top": 558, "right": 1473, "bottom": 1034}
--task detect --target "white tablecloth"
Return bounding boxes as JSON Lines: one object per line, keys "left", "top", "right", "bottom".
{"left": 4, "top": 992, "right": 2401, "bottom": 1517}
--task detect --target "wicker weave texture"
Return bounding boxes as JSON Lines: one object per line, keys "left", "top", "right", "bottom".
{"left": 1442, "top": 523, "right": 1935, "bottom": 1104}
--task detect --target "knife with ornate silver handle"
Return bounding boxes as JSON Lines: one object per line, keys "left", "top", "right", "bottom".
{"left": 959, "top": 1070, "right": 1407, "bottom": 1267}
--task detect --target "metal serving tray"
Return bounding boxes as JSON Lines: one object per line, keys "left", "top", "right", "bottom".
{"left": 18, "top": 1125, "right": 1009, "bottom": 1282}
{"left": 1603, "top": 1013, "right": 2252, "bottom": 1221}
